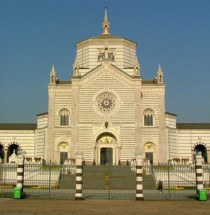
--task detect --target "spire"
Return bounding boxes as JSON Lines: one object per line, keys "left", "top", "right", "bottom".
{"left": 50, "top": 64, "right": 56, "bottom": 84}
{"left": 51, "top": 64, "right": 55, "bottom": 74}
{"left": 134, "top": 56, "right": 140, "bottom": 76}
{"left": 158, "top": 64, "right": 162, "bottom": 74}
{"left": 157, "top": 64, "right": 163, "bottom": 83}
{"left": 102, "top": 7, "right": 110, "bottom": 34}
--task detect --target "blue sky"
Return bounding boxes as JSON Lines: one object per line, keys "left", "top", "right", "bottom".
{"left": 0, "top": 0, "right": 210, "bottom": 123}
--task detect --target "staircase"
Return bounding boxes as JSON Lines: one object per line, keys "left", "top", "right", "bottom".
{"left": 83, "top": 165, "right": 136, "bottom": 190}
{"left": 58, "top": 174, "right": 75, "bottom": 189}
{"left": 143, "top": 174, "right": 156, "bottom": 190}
{"left": 59, "top": 166, "right": 156, "bottom": 190}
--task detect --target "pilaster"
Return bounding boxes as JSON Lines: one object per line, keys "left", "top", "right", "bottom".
{"left": 158, "top": 87, "right": 167, "bottom": 163}
{"left": 71, "top": 79, "right": 79, "bottom": 158}
{"left": 47, "top": 86, "right": 56, "bottom": 162}
{"left": 134, "top": 80, "right": 142, "bottom": 154}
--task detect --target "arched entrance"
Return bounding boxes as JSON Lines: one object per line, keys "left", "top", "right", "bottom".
{"left": 0, "top": 144, "right": 4, "bottom": 161}
{"left": 58, "top": 142, "right": 70, "bottom": 164}
{"left": 100, "top": 148, "right": 113, "bottom": 165}
{"left": 194, "top": 144, "right": 207, "bottom": 163}
{"left": 96, "top": 133, "right": 118, "bottom": 165}
{"left": 144, "top": 142, "right": 156, "bottom": 165}
{"left": 7, "top": 143, "right": 19, "bottom": 162}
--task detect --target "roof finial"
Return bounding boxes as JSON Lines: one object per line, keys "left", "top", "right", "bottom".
{"left": 158, "top": 64, "right": 162, "bottom": 73}
{"left": 51, "top": 64, "right": 55, "bottom": 74}
{"left": 102, "top": 7, "right": 110, "bottom": 35}
{"left": 157, "top": 63, "right": 164, "bottom": 83}
{"left": 50, "top": 64, "right": 56, "bottom": 84}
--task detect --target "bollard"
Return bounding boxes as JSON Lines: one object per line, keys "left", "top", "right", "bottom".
{"left": 136, "top": 154, "right": 144, "bottom": 200}
{"left": 75, "top": 152, "right": 83, "bottom": 200}
{"left": 14, "top": 154, "right": 24, "bottom": 199}
{"left": 195, "top": 152, "right": 204, "bottom": 198}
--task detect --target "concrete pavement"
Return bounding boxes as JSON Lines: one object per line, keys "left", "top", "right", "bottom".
{"left": 0, "top": 198, "right": 209, "bottom": 215}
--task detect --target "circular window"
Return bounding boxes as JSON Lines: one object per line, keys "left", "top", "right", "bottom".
{"left": 96, "top": 92, "right": 117, "bottom": 113}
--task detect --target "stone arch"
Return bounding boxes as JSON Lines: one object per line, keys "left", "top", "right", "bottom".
{"left": 56, "top": 141, "right": 70, "bottom": 165}
{"left": 144, "top": 142, "right": 156, "bottom": 150}
{"left": 95, "top": 132, "right": 119, "bottom": 165}
{"left": 96, "top": 132, "right": 117, "bottom": 145}
{"left": 0, "top": 143, "right": 4, "bottom": 161}
{"left": 193, "top": 142, "right": 208, "bottom": 163}
{"left": 7, "top": 142, "right": 21, "bottom": 160}
{"left": 143, "top": 142, "right": 157, "bottom": 165}
{"left": 57, "top": 142, "right": 70, "bottom": 152}
{"left": 192, "top": 142, "right": 208, "bottom": 151}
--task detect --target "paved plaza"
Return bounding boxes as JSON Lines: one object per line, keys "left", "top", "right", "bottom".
{"left": 0, "top": 198, "right": 209, "bottom": 215}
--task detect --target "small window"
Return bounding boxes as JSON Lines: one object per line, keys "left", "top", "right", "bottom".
{"left": 98, "top": 52, "right": 103, "bottom": 61}
{"left": 143, "top": 108, "right": 154, "bottom": 126}
{"left": 59, "top": 108, "right": 70, "bottom": 126}
{"left": 108, "top": 53, "right": 114, "bottom": 60}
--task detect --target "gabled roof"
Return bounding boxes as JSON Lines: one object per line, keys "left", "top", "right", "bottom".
{"left": 0, "top": 123, "right": 37, "bottom": 130}
{"left": 177, "top": 123, "right": 210, "bottom": 129}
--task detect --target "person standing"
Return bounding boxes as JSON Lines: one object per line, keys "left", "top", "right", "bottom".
{"left": 158, "top": 180, "right": 163, "bottom": 193}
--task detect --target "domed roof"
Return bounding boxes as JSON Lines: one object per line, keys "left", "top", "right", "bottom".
{"left": 76, "top": 8, "right": 136, "bottom": 45}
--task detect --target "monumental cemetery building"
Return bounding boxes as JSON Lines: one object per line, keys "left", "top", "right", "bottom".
{"left": 0, "top": 10, "right": 210, "bottom": 165}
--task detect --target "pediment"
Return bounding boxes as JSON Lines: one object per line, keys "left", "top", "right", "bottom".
{"left": 79, "top": 62, "right": 140, "bottom": 87}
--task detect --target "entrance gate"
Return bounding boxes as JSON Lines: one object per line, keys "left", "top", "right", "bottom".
{"left": 83, "top": 164, "right": 136, "bottom": 200}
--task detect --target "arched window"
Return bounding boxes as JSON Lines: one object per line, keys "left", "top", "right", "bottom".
{"left": 0, "top": 144, "right": 4, "bottom": 160}
{"left": 59, "top": 108, "right": 70, "bottom": 126}
{"left": 98, "top": 49, "right": 115, "bottom": 61}
{"left": 194, "top": 144, "right": 207, "bottom": 163}
{"left": 7, "top": 143, "right": 19, "bottom": 162}
{"left": 143, "top": 108, "right": 154, "bottom": 126}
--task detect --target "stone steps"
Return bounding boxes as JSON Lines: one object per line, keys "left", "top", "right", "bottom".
{"left": 58, "top": 174, "right": 75, "bottom": 189}
{"left": 59, "top": 166, "right": 156, "bottom": 190}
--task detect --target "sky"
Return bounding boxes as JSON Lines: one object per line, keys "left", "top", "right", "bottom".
{"left": 0, "top": 0, "right": 210, "bottom": 123}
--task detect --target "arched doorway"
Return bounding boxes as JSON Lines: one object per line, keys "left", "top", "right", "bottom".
{"left": 194, "top": 144, "right": 207, "bottom": 163}
{"left": 58, "top": 142, "right": 70, "bottom": 164}
{"left": 0, "top": 144, "right": 4, "bottom": 161}
{"left": 7, "top": 143, "right": 19, "bottom": 162}
{"left": 100, "top": 148, "right": 113, "bottom": 165}
{"left": 96, "top": 133, "right": 117, "bottom": 165}
{"left": 144, "top": 142, "right": 156, "bottom": 165}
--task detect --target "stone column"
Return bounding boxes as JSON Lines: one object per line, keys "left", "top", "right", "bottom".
{"left": 4, "top": 148, "right": 8, "bottom": 164}
{"left": 136, "top": 154, "right": 144, "bottom": 200}
{"left": 207, "top": 149, "right": 210, "bottom": 163}
{"left": 75, "top": 152, "right": 83, "bottom": 200}
{"left": 16, "top": 154, "right": 24, "bottom": 190}
{"left": 195, "top": 152, "right": 204, "bottom": 194}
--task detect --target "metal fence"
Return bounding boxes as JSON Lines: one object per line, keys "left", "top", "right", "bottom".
{"left": 83, "top": 164, "right": 136, "bottom": 200}
{"left": 202, "top": 164, "right": 210, "bottom": 197}
{"left": 23, "top": 164, "right": 76, "bottom": 199}
{"left": 143, "top": 164, "right": 197, "bottom": 200}
{"left": 0, "top": 163, "right": 76, "bottom": 199}
{"left": 1, "top": 163, "right": 210, "bottom": 200}
{"left": 0, "top": 164, "right": 17, "bottom": 198}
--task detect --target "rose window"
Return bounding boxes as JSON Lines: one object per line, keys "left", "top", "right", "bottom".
{"left": 96, "top": 92, "right": 117, "bottom": 113}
